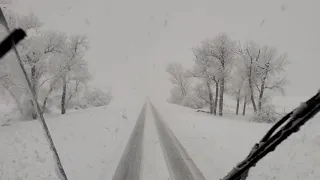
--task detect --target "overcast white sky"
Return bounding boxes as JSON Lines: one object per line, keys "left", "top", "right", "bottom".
{"left": 6, "top": 0, "right": 320, "bottom": 107}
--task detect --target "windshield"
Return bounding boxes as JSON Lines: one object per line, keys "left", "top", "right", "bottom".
{"left": 0, "top": 0, "right": 319, "bottom": 180}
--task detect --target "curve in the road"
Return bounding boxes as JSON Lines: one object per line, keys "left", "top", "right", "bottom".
{"left": 150, "top": 102, "right": 207, "bottom": 180}
{"left": 112, "top": 103, "right": 147, "bottom": 180}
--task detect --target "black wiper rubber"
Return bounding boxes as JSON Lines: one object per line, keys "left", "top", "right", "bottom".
{"left": 221, "top": 90, "right": 320, "bottom": 180}
{"left": 0, "top": 28, "right": 26, "bottom": 59}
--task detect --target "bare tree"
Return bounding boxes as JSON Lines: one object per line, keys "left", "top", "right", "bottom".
{"left": 0, "top": 11, "right": 44, "bottom": 119}
{"left": 234, "top": 42, "right": 289, "bottom": 114}
{"left": 40, "top": 77, "right": 61, "bottom": 113}
{"left": 191, "top": 43, "right": 226, "bottom": 115}
{"left": 233, "top": 41, "right": 261, "bottom": 113}
{"left": 255, "top": 46, "right": 288, "bottom": 111}
{"left": 60, "top": 35, "right": 89, "bottom": 114}
{"left": 66, "top": 67, "right": 91, "bottom": 107}
{"left": 196, "top": 34, "right": 235, "bottom": 116}
{"left": 230, "top": 74, "right": 246, "bottom": 115}
{"left": 20, "top": 31, "right": 66, "bottom": 118}
{"left": 167, "top": 86, "right": 185, "bottom": 104}
{"left": 228, "top": 56, "right": 253, "bottom": 116}
{"left": 242, "top": 95, "right": 247, "bottom": 115}
{"left": 1, "top": 11, "right": 71, "bottom": 119}
{"left": 187, "top": 63, "right": 217, "bottom": 114}
{"left": 166, "top": 62, "right": 190, "bottom": 102}
{"left": 193, "top": 82, "right": 210, "bottom": 105}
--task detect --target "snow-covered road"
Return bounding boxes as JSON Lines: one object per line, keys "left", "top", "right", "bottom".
{"left": 150, "top": 102, "right": 207, "bottom": 180}
{"left": 112, "top": 101, "right": 206, "bottom": 180}
{"left": 112, "top": 103, "right": 147, "bottom": 180}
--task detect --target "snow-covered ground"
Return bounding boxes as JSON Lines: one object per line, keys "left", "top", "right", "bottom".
{"left": 0, "top": 98, "right": 145, "bottom": 180}
{"left": 1, "top": 98, "right": 320, "bottom": 180}
{"left": 152, "top": 100, "right": 320, "bottom": 180}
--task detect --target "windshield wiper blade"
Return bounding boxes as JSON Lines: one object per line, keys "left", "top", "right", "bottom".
{"left": 0, "top": 28, "right": 26, "bottom": 59}
{"left": 221, "top": 90, "right": 320, "bottom": 180}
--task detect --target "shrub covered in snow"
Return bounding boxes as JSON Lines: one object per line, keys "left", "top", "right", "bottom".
{"left": 56, "top": 88, "right": 112, "bottom": 110}
{"left": 251, "top": 104, "right": 279, "bottom": 123}
{"left": 167, "top": 86, "right": 184, "bottom": 105}
{"left": 181, "top": 94, "right": 206, "bottom": 109}
{"left": 83, "top": 88, "right": 112, "bottom": 107}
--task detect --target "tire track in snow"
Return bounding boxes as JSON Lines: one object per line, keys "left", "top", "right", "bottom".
{"left": 141, "top": 103, "right": 171, "bottom": 180}
{"left": 150, "top": 102, "right": 207, "bottom": 180}
{"left": 112, "top": 102, "right": 147, "bottom": 180}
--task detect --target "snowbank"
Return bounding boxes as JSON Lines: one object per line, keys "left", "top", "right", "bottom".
{"left": 0, "top": 98, "right": 145, "bottom": 180}
{"left": 153, "top": 101, "right": 320, "bottom": 180}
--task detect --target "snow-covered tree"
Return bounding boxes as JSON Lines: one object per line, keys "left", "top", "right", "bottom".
{"left": 0, "top": 11, "right": 44, "bottom": 119}
{"left": 17, "top": 30, "right": 67, "bottom": 118}
{"left": 66, "top": 67, "right": 91, "bottom": 106}
{"left": 59, "top": 34, "right": 89, "bottom": 114}
{"left": 0, "top": 10, "right": 93, "bottom": 118}
{"left": 255, "top": 46, "right": 288, "bottom": 111}
{"left": 192, "top": 34, "right": 236, "bottom": 116}
{"left": 192, "top": 82, "right": 211, "bottom": 109}
{"left": 233, "top": 41, "right": 261, "bottom": 113}
{"left": 234, "top": 41, "right": 288, "bottom": 114}
{"left": 181, "top": 92, "right": 206, "bottom": 109}
{"left": 167, "top": 86, "right": 181, "bottom": 104}
{"left": 37, "top": 34, "right": 90, "bottom": 115}
{"left": 229, "top": 66, "right": 246, "bottom": 115}
{"left": 187, "top": 62, "right": 218, "bottom": 114}
{"left": 166, "top": 62, "right": 190, "bottom": 104}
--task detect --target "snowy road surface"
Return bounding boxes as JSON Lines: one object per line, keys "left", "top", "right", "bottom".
{"left": 150, "top": 102, "right": 207, "bottom": 180}
{"left": 112, "top": 101, "right": 206, "bottom": 180}
{"left": 112, "top": 103, "right": 147, "bottom": 180}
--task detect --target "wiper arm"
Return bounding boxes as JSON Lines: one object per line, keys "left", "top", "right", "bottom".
{"left": 221, "top": 90, "right": 320, "bottom": 180}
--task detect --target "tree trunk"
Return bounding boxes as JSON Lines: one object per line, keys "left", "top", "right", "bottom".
{"left": 214, "top": 81, "right": 219, "bottom": 115}
{"left": 31, "top": 65, "right": 37, "bottom": 119}
{"left": 258, "top": 70, "right": 268, "bottom": 112}
{"left": 248, "top": 60, "right": 257, "bottom": 113}
{"left": 31, "top": 65, "right": 36, "bottom": 96}
{"left": 218, "top": 59, "right": 225, "bottom": 116}
{"left": 181, "top": 88, "right": 186, "bottom": 98}
{"left": 219, "top": 77, "right": 224, "bottom": 116}
{"left": 250, "top": 92, "right": 256, "bottom": 113}
{"left": 207, "top": 81, "right": 213, "bottom": 114}
{"left": 42, "top": 96, "right": 49, "bottom": 113}
{"left": 42, "top": 87, "right": 54, "bottom": 113}
{"left": 258, "top": 81, "right": 265, "bottom": 112}
{"left": 61, "top": 76, "right": 67, "bottom": 114}
{"left": 236, "top": 89, "right": 241, "bottom": 115}
{"left": 30, "top": 100, "right": 37, "bottom": 119}
{"left": 242, "top": 96, "right": 247, "bottom": 116}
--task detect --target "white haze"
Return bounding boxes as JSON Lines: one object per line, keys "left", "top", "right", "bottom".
{"left": 9, "top": 0, "right": 320, "bottom": 106}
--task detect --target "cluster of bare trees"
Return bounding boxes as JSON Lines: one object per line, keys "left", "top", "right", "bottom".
{"left": 0, "top": 10, "right": 111, "bottom": 120}
{"left": 167, "top": 33, "right": 288, "bottom": 121}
